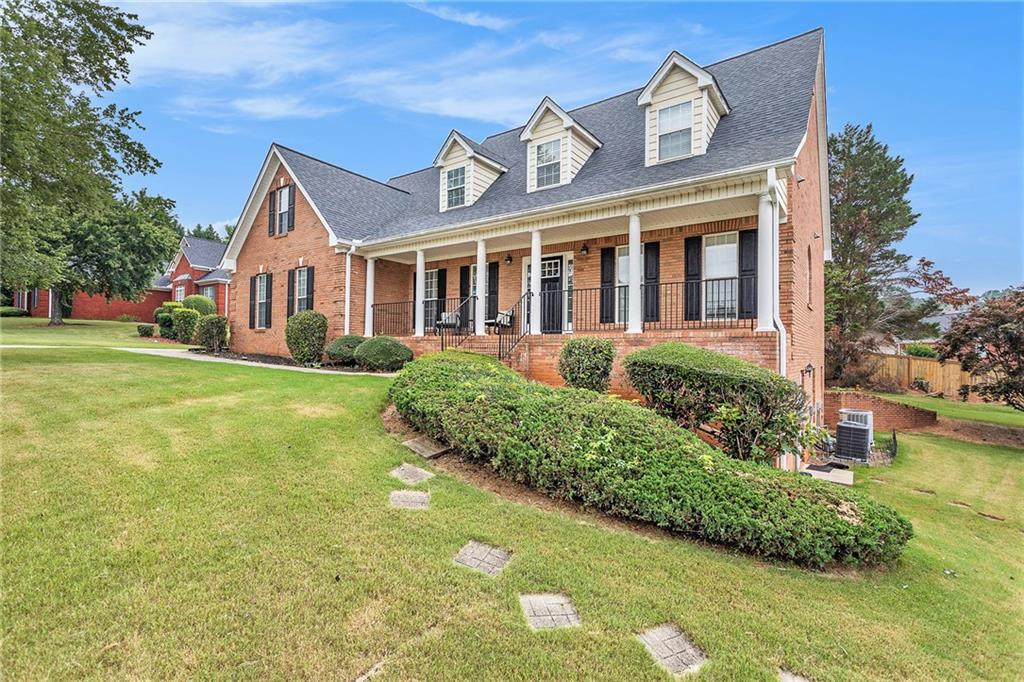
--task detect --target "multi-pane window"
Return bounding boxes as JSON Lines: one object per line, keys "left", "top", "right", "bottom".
{"left": 174, "top": 285, "right": 185, "bottom": 302}
{"left": 296, "top": 267, "right": 310, "bottom": 313}
{"left": 277, "top": 186, "right": 291, "bottom": 234}
{"left": 658, "top": 102, "right": 692, "bottom": 161}
{"left": 200, "top": 285, "right": 216, "bottom": 300}
{"left": 704, "top": 232, "right": 739, "bottom": 320}
{"left": 536, "top": 139, "right": 561, "bottom": 188}
{"left": 446, "top": 167, "right": 465, "bottom": 208}
{"left": 614, "top": 245, "right": 646, "bottom": 323}
{"left": 424, "top": 269, "right": 439, "bottom": 300}
{"left": 256, "top": 274, "right": 269, "bottom": 328}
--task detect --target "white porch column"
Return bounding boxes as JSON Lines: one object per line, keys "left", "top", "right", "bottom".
{"left": 529, "top": 230, "right": 542, "bottom": 335}
{"left": 627, "top": 213, "right": 642, "bottom": 333}
{"left": 475, "top": 239, "right": 487, "bottom": 335}
{"left": 363, "top": 257, "right": 375, "bottom": 337}
{"left": 756, "top": 192, "right": 775, "bottom": 331}
{"left": 414, "top": 249, "right": 425, "bottom": 337}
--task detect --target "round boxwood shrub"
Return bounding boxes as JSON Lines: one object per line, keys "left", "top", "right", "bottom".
{"left": 389, "top": 352, "right": 912, "bottom": 568}
{"left": 285, "top": 310, "right": 328, "bottom": 366}
{"left": 137, "top": 324, "right": 155, "bottom": 337}
{"left": 182, "top": 294, "right": 216, "bottom": 316}
{"left": 557, "top": 336, "right": 615, "bottom": 392}
{"left": 171, "top": 307, "right": 200, "bottom": 344}
{"left": 904, "top": 342, "right": 938, "bottom": 359}
{"left": 195, "top": 315, "right": 228, "bottom": 352}
{"left": 624, "top": 343, "right": 817, "bottom": 464}
{"left": 327, "top": 335, "right": 366, "bottom": 366}
{"left": 353, "top": 335, "right": 413, "bottom": 371}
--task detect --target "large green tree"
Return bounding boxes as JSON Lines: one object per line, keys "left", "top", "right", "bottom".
{"left": 185, "top": 224, "right": 225, "bottom": 242}
{"left": 1, "top": 0, "right": 157, "bottom": 291}
{"left": 825, "top": 123, "right": 971, "bottom": 382}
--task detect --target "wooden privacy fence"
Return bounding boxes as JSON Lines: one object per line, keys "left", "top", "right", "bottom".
{"left": 867, "top": 353, "right": 984, "bottom": 398}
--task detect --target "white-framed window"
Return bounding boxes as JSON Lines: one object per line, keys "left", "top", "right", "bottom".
{"left": 424, "top": 269, "right": 439, "bottom": 300}
{"left": 536, "top": 139, "right": 561, "bottom": 188}
{"left": 614, "top": 245, "right": 646, "bottom": 323}
{"left": 256, "top": 273, "right": 269, "bottom": 328}
{"left": 446, "top": 167, "right": 465, "bottom": 209}
{"left": 703, "top": 232, "right": 739, "bottom": 320}
{"left": 174, "top": 285, "right": 185, "bottom": 302}
{"left": 540, "top": 258, "right": 561, "bottom": 279}
{"left": 200, "top": 285, "right": 216, "bottom": 300}
{"left": 277, "top": 185, "right": 291, "bottom": 234}
{"left": 658, "top": 101, "right": 692, "bottom": 161}
{"left": 295, "top": 267, "right": 311, "bottom": 313}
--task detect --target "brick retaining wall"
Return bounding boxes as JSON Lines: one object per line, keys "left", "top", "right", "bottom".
{"left": 823, "top": 390, "right": 937, "bottom": 431}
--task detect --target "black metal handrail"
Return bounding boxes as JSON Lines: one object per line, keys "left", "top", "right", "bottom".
{"left": 434, "top": 296, "right": 476, "bottom": 350}
{"left": 641, "top": 277, "right": 756, "bottom": 330}
{"left": 497, "top": 292, "right": 529, "bottom": 360}
{"left": 372, "top": 300, "right": 414, "bottom": 336}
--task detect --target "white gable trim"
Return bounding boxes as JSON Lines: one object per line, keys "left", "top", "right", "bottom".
{"left": 433, "top": 130, "right": 508, "bottom": 172}
{"left": 220, "top": 145, "right": 343, "bottom": 272}
{"left": 519, "top": 96, "right": 602, "bottom": 148}
{"left": 637, "top": 51, "right": 730, "bottom": 115}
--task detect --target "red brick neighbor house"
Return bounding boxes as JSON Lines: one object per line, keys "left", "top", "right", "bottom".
{"left": 7, "top": 235, "right": 228, "bottom": 322}
{"left": 219, "top": 30, "right": 829, "bottom": 417}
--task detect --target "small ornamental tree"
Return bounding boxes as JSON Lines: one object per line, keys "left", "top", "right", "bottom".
{"left": 182, "top": 294, "right": 216, "bottom": 316}
{"left": 937, "top": 287, "right": 1024, "bottom": 411}
{"left": 285, "top": 310, "right": 328, "bottom": 366}
{"left": 194, "top": 315, "right": 228, "bottom": 352}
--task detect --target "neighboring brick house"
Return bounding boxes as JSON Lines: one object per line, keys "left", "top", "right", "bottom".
{"left": 9, "top": 278, "right": 172, "bottom": 322}
{"left": 220, "top": 30, "right": 830, "bottom": 438}
{"left": 165, "top": 236, "right": 230, "bottom": 315}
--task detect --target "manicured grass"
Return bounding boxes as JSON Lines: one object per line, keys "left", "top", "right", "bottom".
{"left": 3, "top": 347, "right": 1022, "bottom": 680}
{"left": 874, "top": 391, "right": 1024, "bottom": 428}
{"left": 0, "top": 316, "right": 184, "bottom": 348}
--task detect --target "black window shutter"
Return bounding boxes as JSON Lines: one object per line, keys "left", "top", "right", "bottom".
{"left": 265, "top": 273, "right": 273, "bottom": 328}
{"left": 643, "top": 241, "right": 660, "bottom": 322}
{"left": 286, "top": 268, "right": 295, "bottom": 317}
{"left": 684, "top": 236, "right": 702, "bottom": 321}
{"left": 288, "top": 185, "right": 296, "bottom": 231}
{"left": 487, "top": 261, "right": 499, "bottom": 320}
{"left": 738, "top": 230, "right": 757, "bottom": 319}
{"left": 435, "top": 268, "right": 448, "bottom": 323}
{"left": 599, "top": 247, "right": 615, "bottom": 323}
{"left": 268, "top": 190, "right": 276, "bottom": 236}
{"left": 306, "top": 266, "right": 314, "bottom": 310}
{"left": 249, "top": 276, "right": 256, "bottom": 328}
{"left": 411, "top": 270, "right": 417, "bottom": 332}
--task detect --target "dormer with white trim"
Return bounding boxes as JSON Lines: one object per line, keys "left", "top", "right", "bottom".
{"left": 434, "top": 131, "right": 508, "bottom": 212}
{"left": 638, "top": 51, "right": 730, "bottom": 167}
{"left": 520, "top": 97, "right": 602, "bottom": 193}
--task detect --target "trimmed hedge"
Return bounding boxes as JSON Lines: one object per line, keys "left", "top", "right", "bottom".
{"left": 195, "top": 315, "right": 228, "bottom": 352}
{"left": 171, "top": 308, "right": 200, "bottom": 344}
{"left": 285, "top": 310, "right": 328, "bottom": 366}
{"left": 0, "top": 306, "right": 29, "bottom": 317}
{"left": 353, "top": 335, "right": 412, "bottom": 371}
{"left": 904, "top": 342, "right": 938, "bottom": 359}
{"left": 327, "top": 335, "right": 365, "bottom": 365}
{"left": 624, "top": 343, "right": 814, "bottom": 463}
{"left": 182, "top": 294, "right": 216, "bottom": 316}
{"left": 557, "top": 336, "right": 615, "bottom": 392}
{"left": 389, "top": 352, "right": 911, "bottom": 568}
{"left": 155, "top": 302, "right": 183, "bottom": 338}
{"left": 137, "top": 324, "right": 155, "bottom": 337}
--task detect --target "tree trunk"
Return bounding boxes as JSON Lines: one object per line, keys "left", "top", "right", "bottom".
{"left": 49, "top": 286, "right": 64, "bottom": 325}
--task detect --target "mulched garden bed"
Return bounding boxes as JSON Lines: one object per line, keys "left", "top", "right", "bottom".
{"left": 187, "top": 348, "right": 394, "bottom": 374}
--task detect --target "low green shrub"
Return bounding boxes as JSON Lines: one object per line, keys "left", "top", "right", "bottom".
{"left": 624, "top": 343, "right": 818, "bottom": 463}
{"left": 195, "top": 315, "right": 228, "bottom": 352}
{"left": 285, "top": 310, "right": 328, "bottom": 366}
{"left": 905, "top": 343, "right": 938, "bottom": 359}
{"left": 327, "top": 335, "right": 366, "bottom": 365}
{"left": 171, "top": 307, "right": 200, "bottom": 344}
{"left": 353, "top": 335, "right": 413, "bottom": 371}
{"left": 116, "top": 313, "right": 140, "bottom": 323}
{"left": 557, "top": 336, "right": 615, "bottom": 392}
{"left": 137, "top": 324, "right": 154, "bottom": 337}
{"left": 154, "top": 301, "right": 183, "bottom": 337}
{"left": 389, "top": 352, "right": 912, "bottom": 568}
{"left": 0, "top": 306, "right": 29, "bottom": 317}
{"left": 182, "top": 294, "right": 216, "bottom": 316}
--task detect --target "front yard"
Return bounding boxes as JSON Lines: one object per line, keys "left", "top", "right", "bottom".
{"left": 2, "top": 344, "right": 1021, "bottom": 680}
{"left": 873, "top": 391, "right": 1024, "bottom": 429}
{"left": 0, "top": 316, "right": 181, "bottom": 349}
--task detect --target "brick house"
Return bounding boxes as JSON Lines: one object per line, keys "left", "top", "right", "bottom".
{"left": 165, "top": 235, "right": 230, "bottom": 314}
{"left": 9, "top": 278, "right": 172, "bottom": 322}
{"left": 220, "top": 29, "right": 830, "bottom": 421}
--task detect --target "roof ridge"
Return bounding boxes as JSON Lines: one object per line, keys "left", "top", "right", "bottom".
{"left": 273, "top": 143, "right": 411, "bottom": 195}
{"left": 704, "top": 27, "right": 823, "bottom": 68}
{"left": 388, "top": 166, "right": 435, "bottom": 182}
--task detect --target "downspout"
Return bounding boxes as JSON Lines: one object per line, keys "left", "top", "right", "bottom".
{"left": 766, "top": 169, "right": 787, "bottom": 379}
{"left": 343, "top": 241, "right": 360, "bottom": 335}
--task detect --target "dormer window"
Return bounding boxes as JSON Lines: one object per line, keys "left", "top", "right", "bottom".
{"left": 446, "top": 166, "right": 465, "bottom": 208}
{"left": 536, "top": 140, "right": 561, "bottom": 188}
{"left": 658, "top": 102, "right": 692, "bottom": 161}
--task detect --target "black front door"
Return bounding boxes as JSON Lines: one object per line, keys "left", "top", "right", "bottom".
{"left": 540, "top": 256, "right": 563, "bottom": 333}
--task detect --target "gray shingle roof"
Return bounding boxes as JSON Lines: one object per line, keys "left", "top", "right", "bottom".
{"left": 278, "top": 28, "right": 822, "bottom": 245}
{"left": 181, "top": 236, "right": 228, "bottom": 269}
{"left": 151, "top": 274, "right": 172, "bottom": 290}
{"left": 196, "top": 268, "right": 231, "bottom": 283}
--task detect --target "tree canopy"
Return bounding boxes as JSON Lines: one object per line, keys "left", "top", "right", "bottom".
{"left": 185, "top": 224, "right": 226, "bottom": 243}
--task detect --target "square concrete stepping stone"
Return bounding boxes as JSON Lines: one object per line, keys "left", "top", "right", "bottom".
{"left": 519, "top": 593, "right": 580, "bottom": 630}
{"left": 637, "top": 623, "right": 706, "bottom": 676}
{"left": 402, "top": 434, "right": 449, "bottom": 459}
{"left": 389, "top": 490, "right": 430, "bottom": 509}
{"left": 390, "top": 462, "right": 434, "bottom": 485}
{"left": 780, "top": 671, "right": 812, "bottom": 682}
{"left": 453, "top": 540, "right": 511, "bottom": 576}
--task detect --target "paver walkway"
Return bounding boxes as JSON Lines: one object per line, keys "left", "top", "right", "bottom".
{"left": 389, "top": 490, "right": 430, "bottom": 509}
{"left": 453, "top": 541, "right": 511, "bottom": 576}
{"left": 638, "top": 624, "right": 706, "bottom": 676}
{"left": 402, "top": 435, "right": 449, "bottom": 458}
{"left": 116, "top": 347, "right": 397, "bottom": 376}
{"left": 390, "top": 463, "right": 434, "bottom": 485}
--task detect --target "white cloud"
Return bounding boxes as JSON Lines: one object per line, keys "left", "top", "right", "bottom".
{"left": 231, "top": 95, "right": 340, "bottom": 120}
{"left": 536, "top": 30, "right": 582, "bottom": 50}
{"left": 408, "top": 3, "right": 516, "bottom": 31}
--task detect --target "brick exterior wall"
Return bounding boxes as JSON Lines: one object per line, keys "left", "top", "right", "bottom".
{"left": 70, "top": 289, "right": 171, "bottom": 321}
{"left": 227, "top": 166, "right": 347, "bottom": 356}
{"left": 823, "top": 391, "right": 937, "bottom": 431}
{"left": 168, "top": 254, "right": 228, "bottom": 315}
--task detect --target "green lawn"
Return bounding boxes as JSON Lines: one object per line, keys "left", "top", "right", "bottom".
{"left": 873, "top": 391, "right": 1024, "bottom": 428}
{"left": 0, "top": 316, "right": 185, "bottom": 348}
{"left": 3, "top": 346, "right": 1021, "bottom": 680}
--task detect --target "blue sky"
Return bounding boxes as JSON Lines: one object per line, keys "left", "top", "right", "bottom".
{"left": 113, "top": 1, "right": 1023, "bottom": 293}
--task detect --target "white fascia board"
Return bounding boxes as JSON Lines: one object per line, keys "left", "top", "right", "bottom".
{"left": 637, "top": 51, "right": 730, "bottom": 115}
{"left": 519, "top": 97, "right": 602, "bottom": 148}
{"left": 434, "top": 130, "right": 508, "bottom": 172}
{"left": 815, "top": 37, "right": 832, "bottom": 261}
